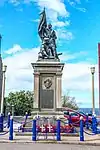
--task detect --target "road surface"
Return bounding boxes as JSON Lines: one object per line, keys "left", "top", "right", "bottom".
{"left": 0, "top": 143, "right": 99, "bottom": 150}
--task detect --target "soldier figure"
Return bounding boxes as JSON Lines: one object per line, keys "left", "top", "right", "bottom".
{"left": 38, "top": 8, "right": 60, "bottom": 60}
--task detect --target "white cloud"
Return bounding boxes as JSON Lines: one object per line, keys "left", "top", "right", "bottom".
{"left": 35, "top": 0, "right": 69, "bottom": 17}
{"left": 3, "top": 45, "right": 98, "bottom": 108}
{"left": 31, "top": 19, "right": 39, "bottom": 23}
{"left": 62, "top": 31, "right": 73, "bottom": 40}
{"left": 9, "top": 0, "right": 20, "bottom": 6}
{"left": 32, "top": 0, "right": 73, "bottom": 40}
{"left": 25, "top": 0, "right": 69, "bottom": 17}
{"left": 62, "top": 63, "right": 98, "bottom": 91}
{"left": 0, "top": 0, "right": 73, "bottom": 41}
{"left": 3, "top": 46, "right": 38, "bottom": 94}
{"left": 62, "top": 63, "right": 98, "bottom": 108}
{"left": 68, "top": 0, "right": 87, "bottom": 12}
{"left": 57, "top": 29, "right": 73, "bottom": 40}
{"left": 21, "top": 0, "right": 73, "bottom": 40}
{"left": 5, "top": 44, "right": 23, "bottom": 54}
{"left": 60, "top": 51, "right": 88, "bottom": 62}
{"left": 0, "top": 0, "right": 20, "bottom": 6}
{"left": 77, "top": 7, "right": 86, "bottom": 12}
{"left": 34, "top": 0, "right": 70, "bottom": 25}
{"left": 68, "top": 1, "right": 75, "bottom": 6}
{"left": 53, "top": 21, "right": 70, "bottom": 27}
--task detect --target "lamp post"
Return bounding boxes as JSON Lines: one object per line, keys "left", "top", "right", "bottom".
{"left": 12, "top": 104, "right": 14, "bottom": 116}
{"left": 90, "top": 66, "right": 95, "bottom": 115}
{"left": 0, "top": 65, "right": 7, "bottom": 114}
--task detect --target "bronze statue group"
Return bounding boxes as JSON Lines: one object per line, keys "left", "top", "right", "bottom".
{"left": 38, "top": 8, "right": 62, "bottom": 60}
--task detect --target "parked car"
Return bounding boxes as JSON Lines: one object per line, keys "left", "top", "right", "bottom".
{"left": 63, "top": 108, "right": 92, "bottom": 126}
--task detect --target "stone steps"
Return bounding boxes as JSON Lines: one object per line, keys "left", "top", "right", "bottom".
{"left": 15, "top": 132, "right": 79, "bottom": 137}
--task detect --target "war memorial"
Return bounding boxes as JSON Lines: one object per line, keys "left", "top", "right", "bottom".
{"left": 31, "top": 8, "right": 64, "bottom": 116}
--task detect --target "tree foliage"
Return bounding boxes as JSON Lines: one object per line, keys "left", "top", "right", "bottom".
{"left": 5, "top": 90, "right": 34, "bottom": 116}
{"left": 62, "top": 93, "right": 78, "bottom": 110}
{"left": 5, "top": 90, "right": 78, "bottom": 115}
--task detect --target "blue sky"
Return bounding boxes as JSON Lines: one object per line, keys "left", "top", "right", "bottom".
{"left": 0, "top": 0, "right": 100, "bottom": 108}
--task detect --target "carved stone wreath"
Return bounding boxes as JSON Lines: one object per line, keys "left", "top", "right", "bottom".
{"left": 44, "top": 78, "right": 52, "bottom": 89}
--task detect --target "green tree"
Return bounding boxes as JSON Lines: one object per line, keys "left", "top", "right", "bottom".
{"left": 62, "top": 92, "right": 78, "bottom": 110}
{"left": 5, "top": 90, "right": 34, "bottom": 116}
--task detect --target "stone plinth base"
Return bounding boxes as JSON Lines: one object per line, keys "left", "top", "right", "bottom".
{"left": 31, "top": 59, "right": 64, "bottom": 114}
{"left": 31, "top": 110, "right": 64, "bottom": 119}
{"left": 32, "top": 107, "right": 64, "bottom": 116}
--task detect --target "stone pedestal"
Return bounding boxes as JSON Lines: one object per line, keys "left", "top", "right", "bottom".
{"left": 31, "top": 59, "right": 64, "bottom": 115}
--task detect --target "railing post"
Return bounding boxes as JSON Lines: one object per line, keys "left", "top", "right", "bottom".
{"left": 69, "top": 114, "right": 72, "bottom": 124}
{"left": 86, "top": 113, "right": 89, "bottom": 130}
{"left": 25, "top": 112, "right": 28, "bottom": 121}
{"left": 94, "top": 115, "right": 97, "bottom": 134}
{"left": 9, "top": 116, "right": 13, "bottom": 140}
{"left": 92, "top": 115, "right": 94, "bottom": 133}
{"left": 7, "top": 112, "right": 10, "bottom": 128}
{"left": 92, "top": 114, "right": 97, "bottom": 134}
{"left": 56, "top": 116, "right": 61, "bottom": 141}
{"left": 32, "top": 117, "right": 36, "bottom": 141}
{"left": 80, "top": 116, "right": 84, "bottom": 141}
{"left": 0, "top": 113, "right": 3, "bottom": 132}
{"left": 22, "top": 124, "right": 24, "bottom": 132}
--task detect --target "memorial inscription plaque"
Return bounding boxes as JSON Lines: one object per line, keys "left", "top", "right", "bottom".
{"left": 40, "top": 75, "right": 54, "bottom": 109}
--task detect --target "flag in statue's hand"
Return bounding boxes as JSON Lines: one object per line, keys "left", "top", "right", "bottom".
{"left": 38, "top": 8, "right": 47, "bottom": 40}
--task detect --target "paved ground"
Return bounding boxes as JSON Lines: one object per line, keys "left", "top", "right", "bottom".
{"left": 1, "top": 131, "right": 100, "bottom": 144}
{"left": 1, "top": 119, "right": 100, "bottom": 148}
{"left": 0, "top": 143, "right": 100, "bottom": 150}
